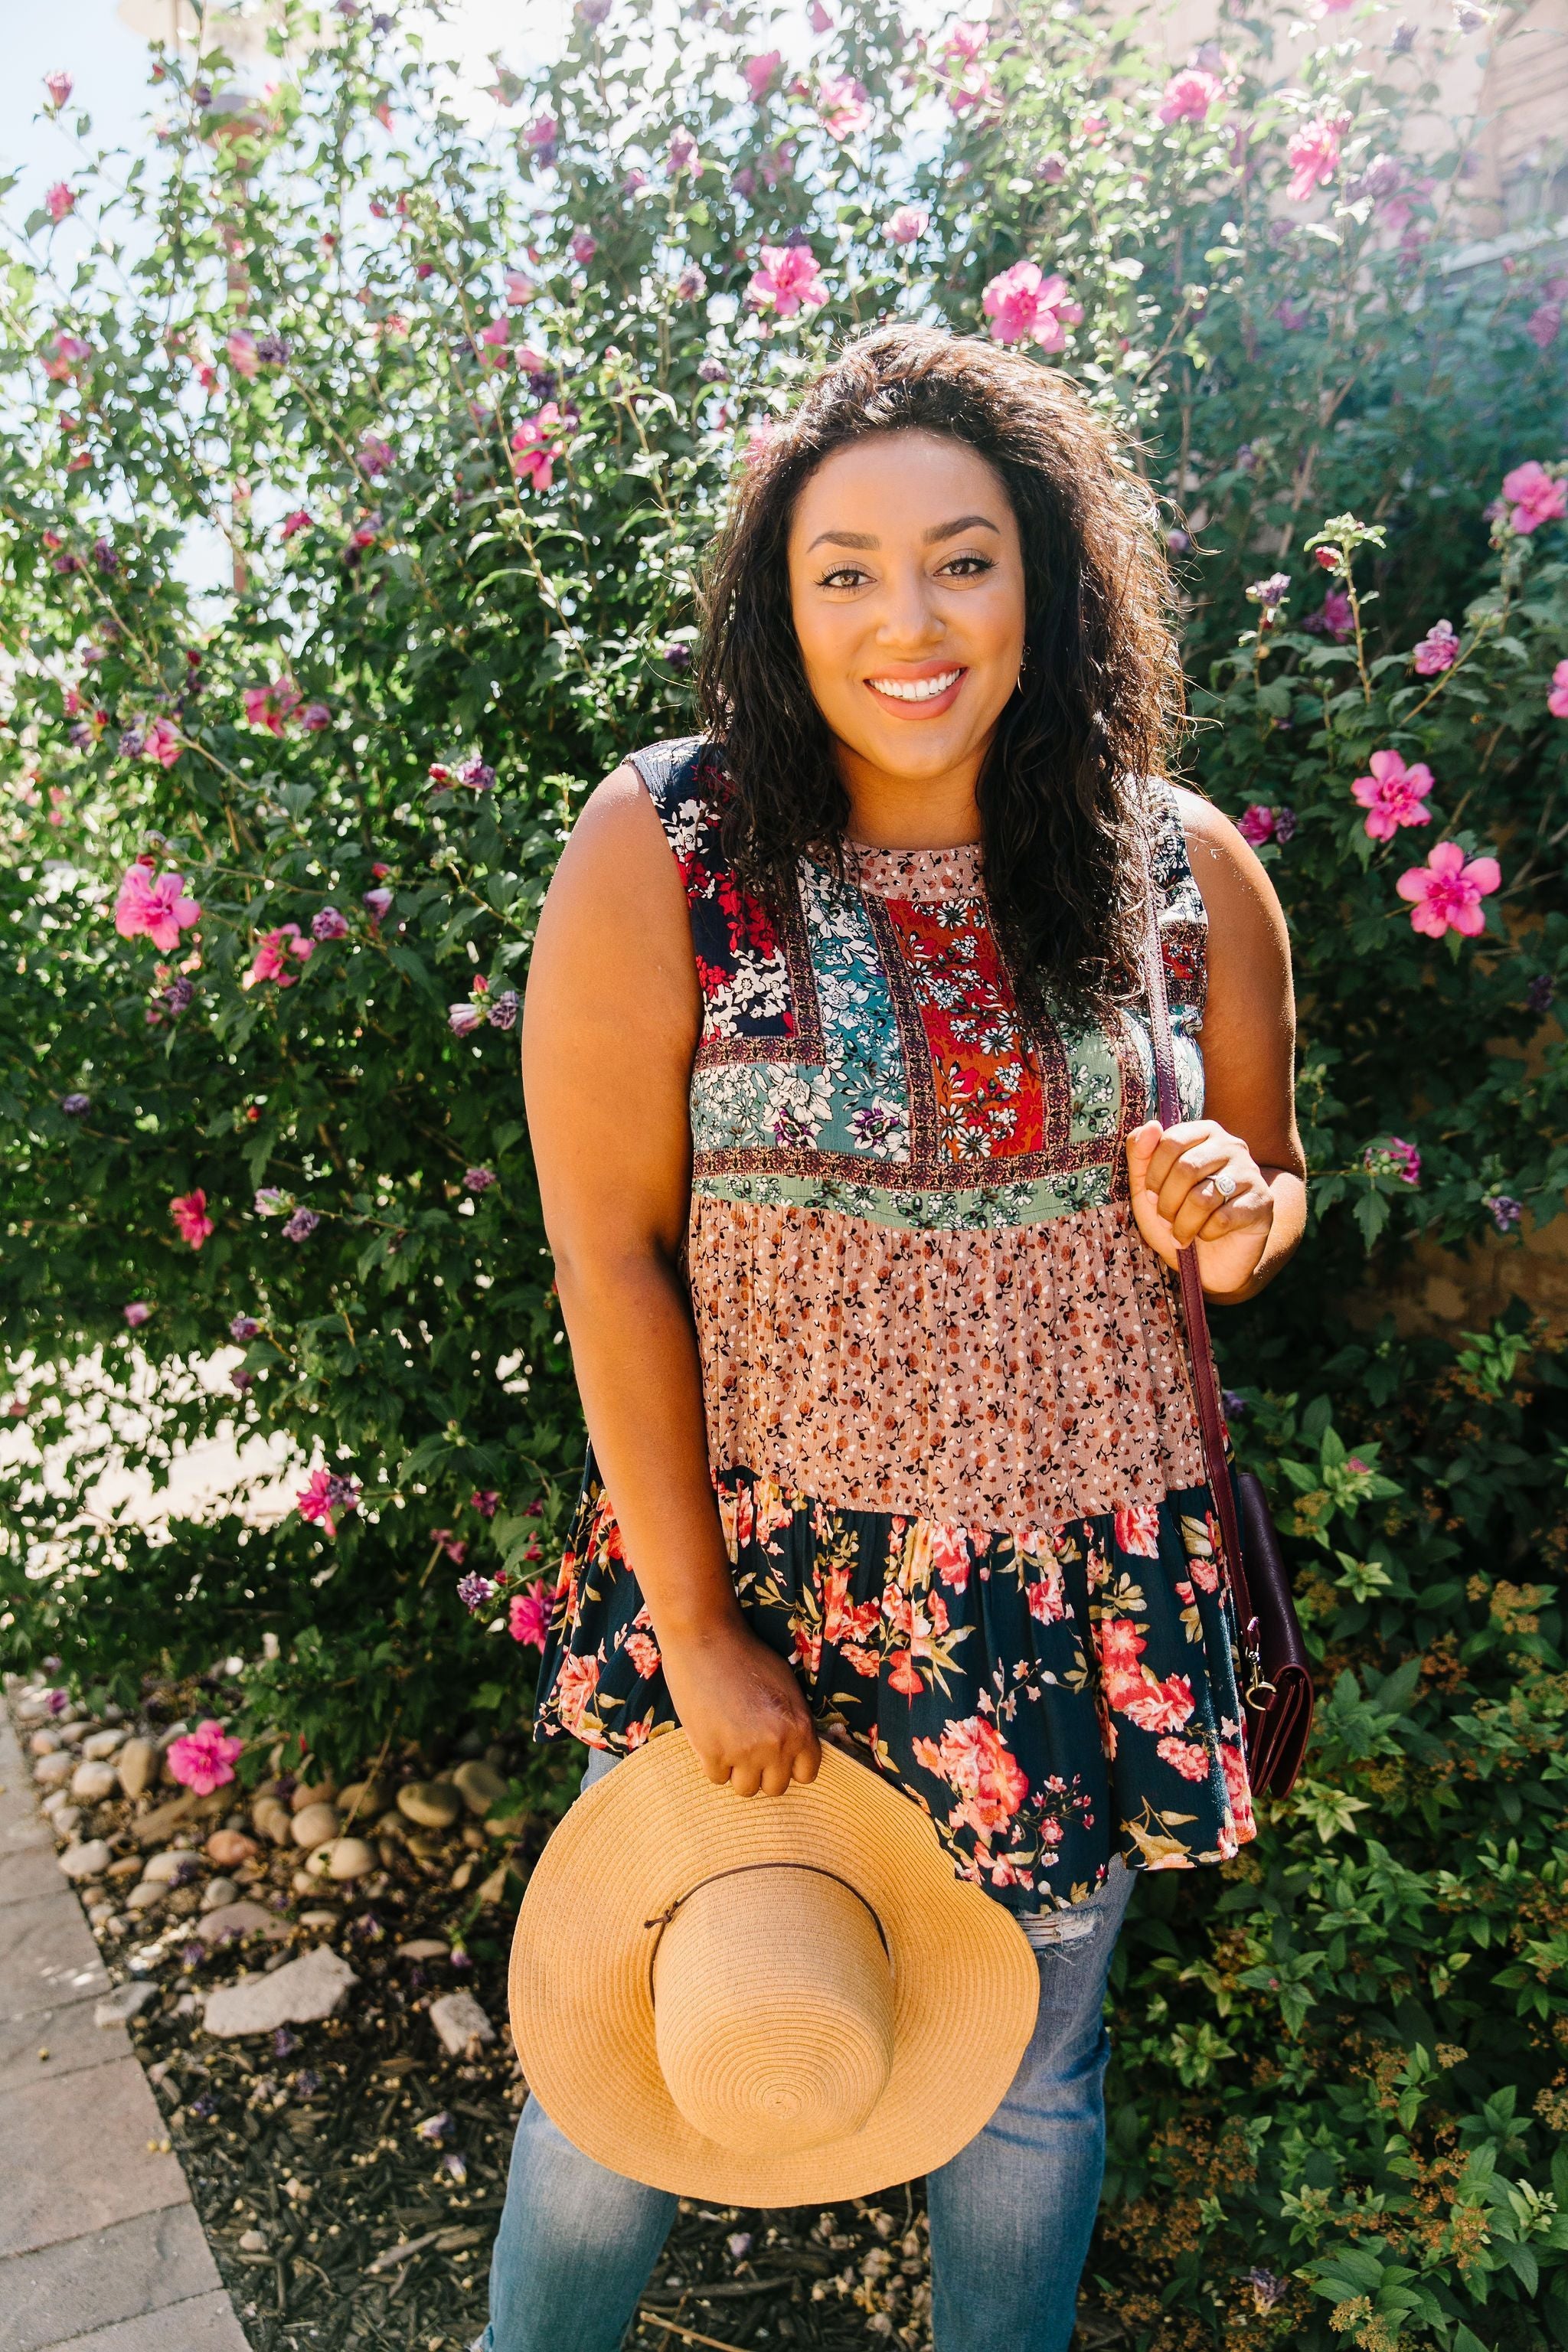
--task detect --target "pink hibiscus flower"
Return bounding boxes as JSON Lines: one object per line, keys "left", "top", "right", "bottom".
{"left": 511, "top": 403, "right": 567, "bottom": 492}
{"left": 1395, "top": 840, "right": 1501, "bottom": 937}
{"left": 981, "top": 260, "right": 1083, "bottom": 351}
{"left": 1113, "top": 1504, "right": 1161, "bottom": 1557}
{"left": 1500, "top": 460, "right": 1566, "bottom": 535}
{"left": 1285, "top": 113, "right": 1347, "bottom": 204}
{"left": 1351, "top": 749, "right": 1434, "bottom": 841}
{"left": 503, "top": 267, "right": 536, "bottom": 307}
{"left": 46, "top": 183, "right": 77, "bottom": 224}
{"left": 123, "top": 1301, "right": 152, "bottom": 1327}
{"left": 279, "top": 508, "right": 314, "bottom": 541}
{"left": 115, "top": 864, "right": 201, "bottom": 950}
{"left": 743, "top": 49, "right": 782, "bottom": 102}
{"left": 44, "top": 70, "right": 74, "bottom": 108}
{"left": 296, "top": 1468, "right": 360, "bottom": 1536}
{"left": 1548, "top": 659, "right": 1568, "bottom": 718}
{"left": 746, "top": 244, "right": 828, "bottom": 319}
{"left": 887, "top": 204, "right": 929, "bottom": 246}
{"left": 1526, "top": 302, "right": 1563, "bottom": 351}
{"left": 1156, "top": 69, "right": 1222, "bottom": 125}
{"left": 1411, "top": 619, "right": 1459, "bottom": 675}
{"left": 142, "top": 718, "right": 182, "bottom": 769}
{"left": 245, "top": 925, "right": 314, "bottom": 988}
{"left": 508, "top": 1583, "right": 550, "bottom": 1649}
{"left": 170, "top": 1190, "right": 214, "bottom": 1250}
{"left": 242, "top": 680, "right": 302, "bottom": 734}
{"left": 226, "top": 328, "right": 258, "bottom": 378}
{"left": 166, "top": 1719, "right": 243, "bottom": 1795}
{"left": 817, "top": 74, "right": 871, "bottom": 139}
{"left": 42, "top": 329, "right": 92, "bottom": 381}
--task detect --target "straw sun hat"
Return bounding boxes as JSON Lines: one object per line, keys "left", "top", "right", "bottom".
{"left": 508, "top": 1731, "right": 1040, "bottom": 2205}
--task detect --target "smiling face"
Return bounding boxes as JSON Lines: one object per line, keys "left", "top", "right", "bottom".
{"left": 784, "top": 427, "right": 1026, "bottom": 840}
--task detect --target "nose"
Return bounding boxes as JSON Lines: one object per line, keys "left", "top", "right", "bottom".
{"left": 870, "top": 558, "right": 946, "bottom": 654}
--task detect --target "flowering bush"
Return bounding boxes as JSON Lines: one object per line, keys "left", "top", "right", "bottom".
{"left": 1, "top": 4, "right": 1565, "bottom": 2344}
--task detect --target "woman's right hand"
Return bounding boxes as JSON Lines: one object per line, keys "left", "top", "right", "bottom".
{"left": 660, "top": 1619, "right": 822, "bottom": 1797}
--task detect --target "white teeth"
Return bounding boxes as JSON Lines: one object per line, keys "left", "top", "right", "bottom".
{"left": 867, "top": 669, "right": 962, "bottom": 702}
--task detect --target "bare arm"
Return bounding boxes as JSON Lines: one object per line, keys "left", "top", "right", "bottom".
{"left": 1125, "top": 789, "right": 1308, "bottom": 1305}
{"left": 521, "top": 766, "right": 818, "bottom": 1795}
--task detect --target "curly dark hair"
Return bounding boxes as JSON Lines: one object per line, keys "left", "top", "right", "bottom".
{"left": 692, "top": 322, "right": 1185, "bottom": 1016}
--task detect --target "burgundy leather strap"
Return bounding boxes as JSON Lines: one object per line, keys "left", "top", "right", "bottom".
{"left": 1138, "top": 890, "right": 1263, "bottom": 1683}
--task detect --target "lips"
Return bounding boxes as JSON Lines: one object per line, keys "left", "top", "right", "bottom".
{"left": 863, "top": 665, "right": 968, "bottom": 718}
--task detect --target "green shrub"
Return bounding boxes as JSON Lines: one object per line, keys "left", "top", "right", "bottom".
{"left": 1, "top": 3, "right": 1565, "bottom": 2343}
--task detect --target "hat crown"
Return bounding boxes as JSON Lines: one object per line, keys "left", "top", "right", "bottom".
{"left": 652, "top": 1865, "right": 894, "bottom": 2158}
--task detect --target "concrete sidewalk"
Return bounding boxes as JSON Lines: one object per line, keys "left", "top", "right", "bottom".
{"left": 0, "top": 1704, "right": 250, "bottom": 2352}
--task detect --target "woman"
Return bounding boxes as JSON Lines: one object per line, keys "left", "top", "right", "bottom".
{"left": 487, "top": 323, "right": 1305, "bottom": 2352}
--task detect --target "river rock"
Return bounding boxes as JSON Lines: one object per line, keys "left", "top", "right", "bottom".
{"left": 142, "top": 1847, "right": 197, "bottom": 1885}
{"left": 337, "top": 1777, "right": 391, "bottom": 1823}
{"left": 57, "top": 1840, "right": 111, "bottom": 1880}
{"left": 428, "top": 1990, "right": 495, "bottom": 2058}
{"left": 95, "top": 1981, "right": 158, "bottom": 2027}
{"left": 132, "top": 1793, "right": 198, "bottom": 1846}
{"left": 325, "top": 1837, "right": 375, "bottom": 1882}
{"left": 252, "top": 1797, "right": 294, "bottom": 1845}
{"left": 452, "top": 1759, "right": 508, "bottom": 1818}
{"left": 200, "top": 1877, "right": 240, "bottom": 1911}
{"left": 81, "top": 1727, "right": 127, "bottom": 1761}
{"left": 126, "top": 1881, "right": 166, "bottom": 1913}
{"left": 29, "top": 1728, "right": 62, "bottom": 1756}
{"left": 290, "top": 1778, "right": 338, "bottom": 1813}
{"left": 202, "top": 1945, "right": 359, "bottom": 2038}
{"left": 397, "top": 1781, "right": 460, "bottom": 1830}
{"left": 198, "top": 1900, "right": 289, "bottom": 1946}
{"left": 205, "top": 1828, "right": 256, "bottom": 1868}
{"left": 116, "top": 1739, "right": 158, "bottom": 1800}
{"left": 70, "top": 1759, "right": 119, "bottom": 1803}
{"left": 396, "top": 1939, "right": 449, "bottom": 1961}
{"left": 34, "top": 1753, "right": 74, "bottom": 1789}
{"left": 291, "top": 1803, "right": 340, "bottom": 1851}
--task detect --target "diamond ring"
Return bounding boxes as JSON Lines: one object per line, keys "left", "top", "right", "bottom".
{"left": 1211, "top": 1169, "right": 1238, "bottom": 1200}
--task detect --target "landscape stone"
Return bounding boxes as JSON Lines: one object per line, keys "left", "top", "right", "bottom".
{"left": 428, "top": 1989, "right": 495, "bottom": 2057}
{"left": 296, "top": 1907, "right": 340, "bottom": 1929}
{"left": 337, "top": 1776, "right": 391, "bottom": 1821}
{"left": 204, "top": 1828, "right": 256, "bottom": 1867}
{"left": 326, "top": 1837, "right": 375, "bottom": 1881}
{"left": 291, "top": 1802, "right": 340, "bottom": 1851}
{"left": 47, "top": 1805, "right": 83, "bottom": 1842}
{"left": 201, "top": 1944, "right": 360, "bottom": 2037}
{"left": 116, "top": 1736, "right": 158, "bottom": 1798}
{"left": 200, "top": 1877, "right": 240, "bottom": 1910}
{"left": 452, "top": 1758, "right": 508, "bottom": 1816}
{"left": 82, "top": 1726, "right": 129, "bottom": 1759}
{"left": 58, "top": 1838, "right": 112, "bottom": 1880}
{"left": 34, "top": 1753, "right": 74, "bottom": 1788}
{"left": 290, "top": 1777, "right": 338, "bottom": 1811}
{"left": 251, "top": 1796, "right": 293, "bottom": 1844}
{"left": 126, "top": 1881, "right": 165, "bottom": 1913}
{"left": 141, "top": 1847, "right": 198, "bottom": 1884}
{"left": 197, "top": 1900, "right": 289, "bottom": 1946}
{"left": 71, "top": 1759, "right": 120, "bottom": 1803}
{"left": 96, "top": 1980, "right": 160, "bottom": 2027}
{"left": 395, "top": 1939, "right": 449, "bottom": 1960}
{"left": 132, "top": 1792, "right": 198, "bottom": 1845}
{"left": 397, "top": 1779, "right": 461, "bottom": 1829}
{"left": 29, "top": 1728, "right": 62, "bottom": 1756}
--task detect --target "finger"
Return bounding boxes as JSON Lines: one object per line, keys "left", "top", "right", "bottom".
{"left": 700, "top": 1749, "right": 732, "bottom": 1786}
{"left": 1142, "top": 1122, "right": 1216, "bottom": 1200}
{"left": 1154, "top": 1143, "right": 1234, "bottom": 1227}
{"left": 728, "top": 1759, "right": 762, "bottom": 1798}
{"left": 792, "top": 1729, "right": 822, "bottom": 1784}
{"left": 1124, "top": 1120, "right": 1162, "bottom": 1183}
{"left": 759, "top": 1754, "right": 795, "bottom": 1798}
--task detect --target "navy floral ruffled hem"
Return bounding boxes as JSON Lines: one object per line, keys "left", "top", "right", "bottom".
{"left": 533, "top": 1455, "right": 1257, "bottom": 1916}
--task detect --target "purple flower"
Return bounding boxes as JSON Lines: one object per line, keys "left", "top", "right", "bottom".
{"left": 1272, "top": 299, "right": 1310, "bottom": 332}
{"left": 458, "top": 756, "right": 496, "bottom": 790}
{"left": 283, "top": 1207, "right": 320, "bottom": 1242}
{"left": 363, "top": 887, "right": 394, "bottom": 919}
{"left": 1235, "top": 445, "right": 1257, "bottom": 474}
{"left": 622, "top": 165, "right": 648, "bottom": 193}
{"left": 161, "top": 975, "right": 194, "bottom": 1014}
{"left": 570, "top": 230, "right": 597, "bottom": 267}
{"left": 662, "top": 642, "right": 693, "bottom": 671}
{"left": 312, "top": 905, "right": 349, "bottom": 941}
{"left": 416, "top": 2110, "right": 452, "bottom": 2143}
{"left": 62, "top": 1093, "right": 90, "bottom": 1115}
{"left": 674, "top": 263, "right": 707, "bottom": 301}
{"left": 273, "top": 2027, "right": 299, "bottom": 2059}
{"left": 1303, "top": 589, "right": 1354, "bottom": 642}
{"left": 1245, "top": 573, "right": 1291, "bottom": 612}
{"left": 296, "top": 2068, "right": 321, "bottom": 2097}
{"left": 324, "top": 1473, "right": 358, "bottom": 1513}
{"left": 1249, "top": 2270, "right": 1286, "bottom": 2313}
{"left": 1220, "top": 1388, "right": 1248, "bottom": 1417}
{"left": 118, "top": 727, "right": 145, "bottom": 759}
{"left": 256, "top": 334, "right": 291, "bottom": 365}
{"left": 300, "top": 701, "right": 332, "bottom": 731}
{"left": 1034, "top": 152, "right": 1066, "bottom": 183}
{"left": 230, "top": 1314, "right": 261, "bottom": 1341}
{"left": 123, "top": 1301, "right": 152, "bottom": 1327}
{"left": 254, "top": 1189, "right": 288, "bottom": 1216}
{"left": 230, "top": 1367, "right": 253, "bottom": 1390}
{"left": 697, "top": 356, "right": 727, "bottom": 382}
{"left": 578, "top": 0, "right": 612, "bottom": 20}
{"left": 1412, "top": 619, "right": 1459, "bottom": 676}
{"left": 443, "top": 2152, "right": 468, "bottom": 2184}
{"left": 1391, "top": 18, "right": 1416, "bottom": 48}
{"left": 1484, "top": 1194, "right": 1523, "bottom": 1232}
{"left": 191, "top": 82, "right": 213, "bottom": 108}
{"left": 464, "top": 1165, "right": 498, "bottom": 1192}
{"left": 456, "top": 1572, "right": 495, "bottom": 1613}
{"left": 1166, "top": 528, "right": 1191, "bottom": 554}
{"left": 1526, "top": 972, "right": 1555, "bottom": 1014}
{"left": 1272, "top": 806, "right": 1298, "bottom": 844}
{"left": 188, "top": 2092, "right": 218, "bottom": 2121}
{"left": 449, "top": 1002, "right": 483, "bottom": 1036}
{"left": 93, "top": 538, "right": 118, "bottom": 574}
{"left": 486, "top": 989, "right": 520, "bottom": 1031}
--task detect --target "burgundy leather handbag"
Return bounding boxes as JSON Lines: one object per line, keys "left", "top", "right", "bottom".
{"left": 1140, "top": 914, "right": 1315, "bottom": 1798}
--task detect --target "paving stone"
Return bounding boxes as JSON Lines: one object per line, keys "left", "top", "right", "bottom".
{"left": 2, "top": 2204, "right": 222, "bottom": 2352}
{"left": 0, "top": 2054, "right": 188, "bottom": 2259}
{"left": 0, "top": 1893, "right": 109, "bottom": 2015}
{"left": 31, "top": 2288, "right": 251, "bottom": 2352}
{"left": 0, "top": 1841, "right": 68, "bottom": 1912}
{"left": 0, "top": 1993, "right": 130, "bottom": 2099}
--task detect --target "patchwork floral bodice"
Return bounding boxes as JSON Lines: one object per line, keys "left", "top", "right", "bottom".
{"left": 629, "top": 735, "right": 1210, "bottom": 1530}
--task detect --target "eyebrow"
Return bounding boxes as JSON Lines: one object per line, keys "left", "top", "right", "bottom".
{"left": 805, "top": 513, "right": 1002, "bottom": 552}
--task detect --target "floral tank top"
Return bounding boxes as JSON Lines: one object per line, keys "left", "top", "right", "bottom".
{"left": 534, "top": 734, "right": 1257, "bottom": 1913}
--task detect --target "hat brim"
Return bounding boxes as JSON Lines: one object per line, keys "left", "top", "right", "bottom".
{"left": 508, "top": 1732, "right": 1040, "bottom": 2205}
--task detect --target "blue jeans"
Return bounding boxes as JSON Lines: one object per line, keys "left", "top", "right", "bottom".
{"left": 482, "top": 1749, "right": 1135, "bottom": 2352}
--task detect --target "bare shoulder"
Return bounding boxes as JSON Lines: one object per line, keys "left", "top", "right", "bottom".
{"left": 1171, "top": 784, "right": 1289, "bottom": 953}
{"left": 552, "top": 758, "right": 677, "bottom": 890}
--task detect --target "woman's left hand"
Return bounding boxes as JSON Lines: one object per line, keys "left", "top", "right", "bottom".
{"left": 1125, "top": 1118, "right": 1274, "bottom": 1298}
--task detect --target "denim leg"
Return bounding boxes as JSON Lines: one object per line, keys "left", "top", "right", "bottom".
{"left": 482, "top": 1744, "right": 675, "bottom": 2352}
{"left": 925, "top": 1857, "right": 1136, "bottom": 2352}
